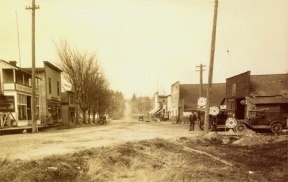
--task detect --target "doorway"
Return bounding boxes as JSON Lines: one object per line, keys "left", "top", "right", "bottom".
{"left": 26, "top": 96, "right": 31, "bottom": 120}
{"left": 235, "top": 98, "right": 245, "bottom": 119}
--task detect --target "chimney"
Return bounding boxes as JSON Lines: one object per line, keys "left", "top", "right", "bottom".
{"left": 9, "top": 61, "right": 17, "bottom": 66}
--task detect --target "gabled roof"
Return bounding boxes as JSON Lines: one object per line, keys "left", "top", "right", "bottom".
{"left": 0, "top": 60, "right": 32, "bottom": 75}
{"left": 180, "top": 83, "right": 226, "bottom": 111}
{"left": 44, "top": 61, "right": 62, "bottom": 72}
{"left": 250, "top": 74, "right": 288, "bottom": 96}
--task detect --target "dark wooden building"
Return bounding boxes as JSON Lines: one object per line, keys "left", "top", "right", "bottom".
{"left": 226, "top": 71, "right": 288, "bottom": 120}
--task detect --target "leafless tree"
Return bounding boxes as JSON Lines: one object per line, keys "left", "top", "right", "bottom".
{"left": 55, "top": 40, "right": 98, "bottom": 124}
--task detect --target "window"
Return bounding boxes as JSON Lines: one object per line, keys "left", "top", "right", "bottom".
{"left": 232, "top": 84, "right": 236, "bottom": 96}
{"left": 48, "top": 78, "right": 51, "bottom": 94}
{"left": 57, "top": 81, "right": 60, "bottom": 96}
{"left": 69, "top": 95, "right": 74, "bottom": 105}
{"left": 227, "top": 100, "right": 235, "bottom": 110}
{"left": 17, "top": 94, "right": 27, "bottom": 104}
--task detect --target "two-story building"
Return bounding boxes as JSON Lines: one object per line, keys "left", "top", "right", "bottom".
{"left": 149, "top": 92, "right": 170, "bottom": 121}
{"left": 61, "top": 90, "right": 76, "bottom": 124}
{"left": 26, "top": 61, "right": 63, "bottom": 124}
{"left": 0, "top": 60, "right": 40, "bottom": 127}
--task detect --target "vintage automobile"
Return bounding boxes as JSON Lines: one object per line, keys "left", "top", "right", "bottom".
{"left": 235, "top": 108, "right": 286, "bottom": 134}
{"left": 138, "top": 116, "right": 144, "bottom": 121}
{"left": 198, "top": 109, "right": 228, "bottom": 131}
{"left": 199, "top": 108, "right": 286, "bottom": 134}
{"left": 98, "top": 115, "right": 107, "bottom": 124}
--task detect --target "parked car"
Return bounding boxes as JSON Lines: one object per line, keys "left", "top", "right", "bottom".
{"left": 235, "top": 108, "right": 286, "bottom": 134}
{"left": 138, "top": 116, "right": 144, "bottom": 121}
{"left": 98, "top": 115, "right": 107, "bottom": 124}
{"left": 198, "top": 109, "right": 228, "bottom": 131}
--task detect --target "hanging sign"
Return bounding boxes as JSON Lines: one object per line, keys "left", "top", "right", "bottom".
{"left": 0, "top": 96, "right": 15, "bottom": 112}
{"left": 210, "top": 106, "right": 220, "bottom": 116}
{"left": 197, "top": 97, "right": 206, "bottom": 107}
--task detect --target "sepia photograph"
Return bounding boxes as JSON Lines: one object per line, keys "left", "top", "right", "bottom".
{"left": 0, "top": 0, "right": 287, "bottom": 181}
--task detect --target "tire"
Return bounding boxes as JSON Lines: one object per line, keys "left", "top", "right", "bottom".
{"left": 235, "top": 123, "right": 246, "bottom": 132}
{"left": 271, "top": 123, "right": 282, "bottom": 134}
{"left": 199, "top": 122, "right": 212, "bottom": 131}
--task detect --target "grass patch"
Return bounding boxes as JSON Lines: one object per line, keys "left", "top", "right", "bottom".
{"left": 0, "top": 138, "right": 287, "bottom": 182}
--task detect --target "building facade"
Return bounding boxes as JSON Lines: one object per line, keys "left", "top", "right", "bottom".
{"left": 0, "top": 60, "right": 40, "bottom": 126}
{"left": 226, "top": 71, "right": 288, "bottom": 120}
{"left": 149, "top": 92, "right": 170, "bottom": 121}
{"left": 170, "top": 81, "right": 226, "bottom": 123}
{"left": 35, "top": 61, "right": 62, "bottom": 124}
{"left": 61, "top": 91, "right": 76, "bottom": 124}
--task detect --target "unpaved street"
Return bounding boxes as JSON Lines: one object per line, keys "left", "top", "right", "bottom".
{"left": 0, "top": 108, "right": 200, "bottom": 161}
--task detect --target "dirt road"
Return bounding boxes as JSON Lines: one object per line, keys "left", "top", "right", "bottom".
{"left": 0, "top": 104, "right": 200, "bottom": 161}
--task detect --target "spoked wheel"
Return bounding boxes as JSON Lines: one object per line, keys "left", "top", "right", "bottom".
{"left": 235, "top": 123, "right": 246, "bottom": 132}
{"left": 199, "top": 122, "right": 212, "bottom": 131}
{"left": 271, "top": 123, "right": 282, "bottom": 134}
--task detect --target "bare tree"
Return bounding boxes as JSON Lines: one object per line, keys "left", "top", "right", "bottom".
{"left": 55, "top": 40, "right": 97, "bottom": 124}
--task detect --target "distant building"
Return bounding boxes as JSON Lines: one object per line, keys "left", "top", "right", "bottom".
{"left": 61, "top": 91, "right": 76, "bottom": 124}
{"left": 149, "top": 92, "right": 170, "bottom": 121}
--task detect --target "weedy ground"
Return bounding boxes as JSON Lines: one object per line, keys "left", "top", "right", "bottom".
{"left": 0, "top": 131, "right": 287, "bottom": 182}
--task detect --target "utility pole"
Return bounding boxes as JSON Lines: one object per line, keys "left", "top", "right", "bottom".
{"left": 196, "top": 64, "right": 206, "bottom": 97}
{"left": 204, "top": 0, "right": 218, "bottom": 134}
{"left": 26, "top": 0, "right": 40, "bottom": 133}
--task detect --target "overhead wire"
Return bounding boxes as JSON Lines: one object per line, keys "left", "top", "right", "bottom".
{"left": 219, "top": 12, "right": 234, "bottom": 75}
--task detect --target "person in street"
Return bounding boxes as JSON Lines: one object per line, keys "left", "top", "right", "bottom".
{"left": 189, "top": 111, "right": 197, "bottom": 131}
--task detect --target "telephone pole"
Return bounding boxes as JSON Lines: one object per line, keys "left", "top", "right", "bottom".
{"left": 196, "top": 64, "right": 206, "bottom": 97}
{"left": 26, "top": 0, "right": 40, "bottom": 133}
{"left": 204, "top": 0, "right": 218, "bottom": 134}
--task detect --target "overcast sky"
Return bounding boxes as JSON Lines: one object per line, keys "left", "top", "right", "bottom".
{"left": 0, "top": 0, "right": 287, "bottom": 98}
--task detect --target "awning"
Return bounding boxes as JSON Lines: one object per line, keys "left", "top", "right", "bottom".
{"left": 155, "top": 108, "right": 163, "bottom": 115}
{"left": 246, "top": 96, "right": 288, "bottom": 105}
{"left": 149, "top": 107, "right": 160, "bottom": 114}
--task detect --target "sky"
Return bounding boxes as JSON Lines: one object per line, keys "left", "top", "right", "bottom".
{"left": 0, "top": 0, "right": 287, "bottom": 99}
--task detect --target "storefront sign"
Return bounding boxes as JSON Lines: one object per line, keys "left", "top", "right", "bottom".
{"left": 0, "top": 96, "right": 15, "bottom": 112}
{"left": 16, "top": 84, "right": 32, "bottom": 92}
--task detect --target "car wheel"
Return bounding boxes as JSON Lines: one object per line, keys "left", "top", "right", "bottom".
{"left": 199, "top": 122, "right": 212, "bottom": 131}
{"left": 271, "top": 123, "right": 282, "bottom": 134}
{"left": 235, "top": 123, "right": 246, "bottom": 132}
{"left": 199, "top": 122, "right": 204, "bottom": 130}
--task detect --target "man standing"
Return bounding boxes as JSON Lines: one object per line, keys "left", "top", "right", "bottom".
{"left": 189, "top": 111, "right": 197, "bottom": 131}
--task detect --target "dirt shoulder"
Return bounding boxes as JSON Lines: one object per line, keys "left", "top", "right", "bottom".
{"left": 0, "top": 129, "right": 287, "bottom": 182}
{"left": 0, "top": 119, "right": 201, "bottom": 161}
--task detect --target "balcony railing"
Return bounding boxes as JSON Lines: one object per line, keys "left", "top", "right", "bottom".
{"left": 3, "top": 83, "right": 38, "bottom": 94}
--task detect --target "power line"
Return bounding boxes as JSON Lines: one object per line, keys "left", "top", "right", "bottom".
{"left": 196, "top": 64, "right": 206, "bottom": 97}
{"left": 220, "top": 14, "right": 234, "bottom": 75}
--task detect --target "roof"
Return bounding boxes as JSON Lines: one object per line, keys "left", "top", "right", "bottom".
{"left": 180, "top": 83, "right": 226, "bottom": 111}
{"left": 43, "top": 61, "right": 62, "bottom": 72}
{"left": 23, "top": 61, "right": 62, "bottom": 73}
{"left": 250, "top": 74, "right": 288, "bottom": 96}
{"left": 0, "top": 60, "right": 33, "bottom": 75}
